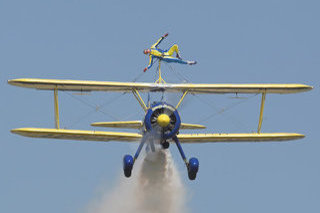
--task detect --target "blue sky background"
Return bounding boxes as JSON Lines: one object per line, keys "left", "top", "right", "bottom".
{"left": 1, "top": 0, "right": 319, "bottom": 212}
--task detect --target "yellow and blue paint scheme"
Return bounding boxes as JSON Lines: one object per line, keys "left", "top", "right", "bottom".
{"left": 8, "top": 77, "right": 313, "bottom": 180}
{"left": 146, "top": 36, "right": 187, "bottom": 70}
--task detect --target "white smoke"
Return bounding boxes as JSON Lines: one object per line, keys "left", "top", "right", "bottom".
{"left": 85, "top": 149, "right": 188, "bottom": 213}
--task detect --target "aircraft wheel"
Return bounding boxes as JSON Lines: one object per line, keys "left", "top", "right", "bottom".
{"left": 161, "top": 141, "right": 170, "bottom": 149}
{"left": 188, "top": 157, "right": 199, "bottom": 180}
{"left": 188, "top": 171, "right": 197, "bottom": 180}
{"left": 123, "top": 154, "right": 134, "bottom": 178}
{"left": 124, "top": 168, "right": 132, "bottom": 178}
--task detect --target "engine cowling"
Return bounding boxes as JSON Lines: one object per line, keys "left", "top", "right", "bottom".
{"left": 144, "top": 102, "right": 181, "bottom": 139}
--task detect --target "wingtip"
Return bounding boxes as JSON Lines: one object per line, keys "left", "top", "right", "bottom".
{"left": 288, "top": 133, "right": 305, "bottom": 141}
{"left": 90, "top": 122, "right": 100, "bottom": 127}
{"left": 7, "top": 79, "right": 15, "bottom": 85}
{"left": 11, "top": 128, "right": 36, "bottom": 135}
{"left": 7, "top": 78, "right": 24, "bottom": 86}
{"left": 305, "top": 85, "right": 313, "bottom": 91}
{"left": 11, "top": 128, "right": 23, "bottom": 135}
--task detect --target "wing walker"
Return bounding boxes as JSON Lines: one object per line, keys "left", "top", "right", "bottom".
{"left": 8, "top": 34, "right": 312, "bottom": 180}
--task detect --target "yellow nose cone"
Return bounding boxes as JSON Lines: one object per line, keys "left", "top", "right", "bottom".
{"left": 157, "top": 114, "right": 170, "bottom": 127}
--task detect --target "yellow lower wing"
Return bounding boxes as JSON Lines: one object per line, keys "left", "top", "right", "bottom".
{"left": 11, "top": 128, "right": 142, "bottom": 142}
{"left": 11, "top": 128, "right": 304, "bottom": 143}
{"left": 177, "top": 133, "right": 304, "bottom": 143}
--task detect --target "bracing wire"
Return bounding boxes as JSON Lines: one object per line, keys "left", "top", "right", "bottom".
{"left": 165, "top": 62, "right": 192, "bottom": 83}
{"left": 62, "top": 91, "right": 124, "bottom": 128}
{"left": 55, "top": 61, "right": 155, "bottom": 129}
{"left": 59, "top": 65, "right": 149, "bottom": 129}
{"left": 131, "top": 71, "right": 145, "bottom": 83}
{"left": 64, "top": 109, "right": 97, "bottom": 129}
{"left": 163, "top": 62, "right": 258, "bottom": 132}
{"left": 194, "top": 93, "right": 258, "bottom": 132}
{"left": 95, "top": 92, "right": 126, "bottom": 113}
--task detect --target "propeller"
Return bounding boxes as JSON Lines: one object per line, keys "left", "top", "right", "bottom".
{"left": 149, "top": 104, "right": 178, "bottom": 136}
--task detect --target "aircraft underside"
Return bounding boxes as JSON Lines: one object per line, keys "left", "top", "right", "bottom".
{"left": 123, "top": 102, "right": 199, "bottom": 180}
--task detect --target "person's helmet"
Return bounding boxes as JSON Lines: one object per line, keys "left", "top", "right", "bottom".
{"left": 143, "top": 49, "right": 150, "bottom": 54}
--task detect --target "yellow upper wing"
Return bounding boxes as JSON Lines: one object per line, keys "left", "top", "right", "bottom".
{"left": 11, "top": 128, "right": 304, "bottom": 143}
{"left": 8, "top": 78, "right": 312, "bottom": 94}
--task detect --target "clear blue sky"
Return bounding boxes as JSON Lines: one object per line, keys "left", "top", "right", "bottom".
{"left": 1, "top": 0, "right": 319, "bottom": 212}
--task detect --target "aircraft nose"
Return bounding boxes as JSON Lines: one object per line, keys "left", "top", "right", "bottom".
{"left": 157, "top": 114, "right": 170, "bottom": 127}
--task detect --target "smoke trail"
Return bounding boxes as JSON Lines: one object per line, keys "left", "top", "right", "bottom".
{"left": 86, "top": 149, "right": 188, "bottom": 213}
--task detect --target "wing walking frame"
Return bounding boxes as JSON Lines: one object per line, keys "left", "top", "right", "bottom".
{"left": 8, "top": 69, "right": 312, "bottom": 143}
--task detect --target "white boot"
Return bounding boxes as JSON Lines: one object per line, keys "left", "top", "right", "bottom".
{"left": 187, "top": 60, "right": 197, "bottom": 65}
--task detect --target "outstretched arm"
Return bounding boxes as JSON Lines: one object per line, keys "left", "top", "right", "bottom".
{"left": 144, "top": 55, "right": 154, "bottom": 72}
{"left": 150, "top": 33, "right": 168, "bottom": 49}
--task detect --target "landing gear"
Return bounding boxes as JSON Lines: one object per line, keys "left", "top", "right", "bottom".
{"left": 123, "top": 134, "right": 199, "bottom": 180}
{"left": 161, "top": 140, "right": 170, "bottom": 149}
{"left": 123, "top": 155, "right": 133, "bottom": 177}
{"left": 187, "top": 157, "right": 199, "bottom": 180}
{"left": 173, "top": 136, "right": 199, "bottom": 180}
{"left": 123, "top": 135, "right": 147, "bottom": 178}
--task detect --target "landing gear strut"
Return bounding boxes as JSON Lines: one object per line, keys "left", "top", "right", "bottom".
{"left": 173, "top": 136, "right": 199, "bottom": 180}
{"left": 123, "top": 135, "right": 147, "bottom": 178}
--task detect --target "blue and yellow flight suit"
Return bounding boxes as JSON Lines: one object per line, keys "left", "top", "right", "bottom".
{"left": 146, "top": 36, "right": 188, "bottom": 70}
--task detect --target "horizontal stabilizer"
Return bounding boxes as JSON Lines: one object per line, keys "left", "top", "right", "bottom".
{"left": 11, "top": 128, "right": 304, "bottom": 143}
{"left": 91, "top": 121, "right": 143, "bottom": 129}
{"left": 8, "top": 78, "right": 312, "bottom": 94}
{"left": 180, "top": 123, "right": 206, "bottom": 129}
{"left": 91, "top": 121, "right": 206, "bottom": 129}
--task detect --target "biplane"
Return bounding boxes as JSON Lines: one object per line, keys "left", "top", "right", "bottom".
{"left": 8, "top": 68, "right": 312, "bottom": 180}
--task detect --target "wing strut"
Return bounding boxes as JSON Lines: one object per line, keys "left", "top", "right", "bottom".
{"left": 176, "top": 90, "right": 188, "bottom": 109}
{"left": 54, "top": 89, "right": 60, "bottom": 129}
{"left": 132, "top": 89, "right": 147, "bottom": 112}
{"left": 257, "top": 92, "right": 266, "bottom": 133}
